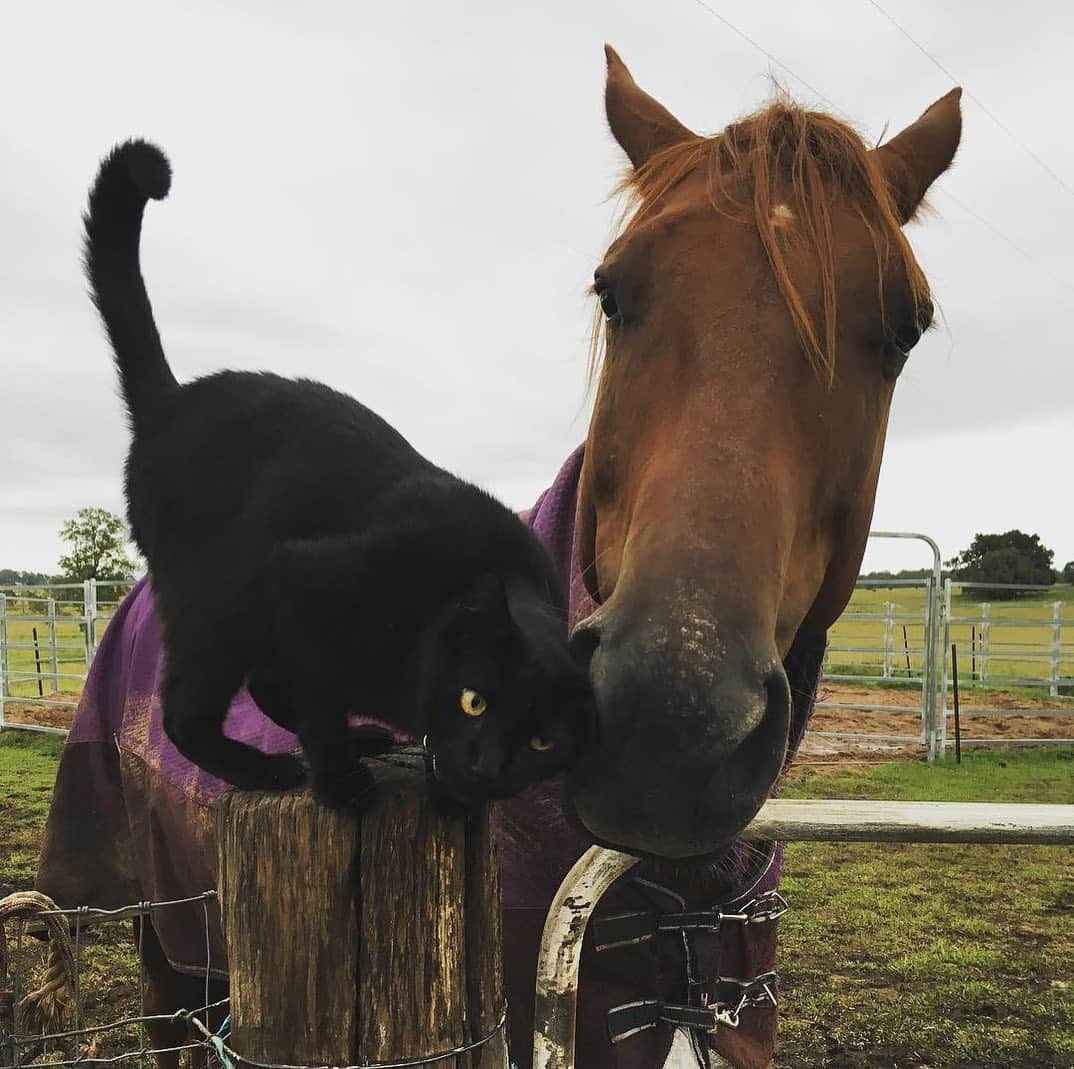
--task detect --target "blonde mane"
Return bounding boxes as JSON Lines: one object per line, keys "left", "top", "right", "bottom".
{"left": 590, "top": 96, "right": 931, "bottom": 386}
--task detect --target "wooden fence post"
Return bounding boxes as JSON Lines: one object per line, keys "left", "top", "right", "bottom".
{"left": 217, "top": 750, "right": 505, "bottom": 1069}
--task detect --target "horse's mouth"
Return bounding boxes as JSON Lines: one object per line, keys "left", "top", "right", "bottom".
{"left": 558, "top": 782, "right": 781, "bottom": 906}
{"left": 558, "top": 780, "right": 745, "bottom": 866}
{"left": 561, "top": 698, "right": 787, "bottom": 860}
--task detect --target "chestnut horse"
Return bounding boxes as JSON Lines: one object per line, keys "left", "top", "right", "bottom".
{"left": 36, "top": 46, "right": 962, "bottom": 1069}
{"left": 565, "top": 48, "right": 961, "bottom": 859}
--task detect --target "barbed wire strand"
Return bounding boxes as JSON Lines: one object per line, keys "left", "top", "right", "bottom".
{"left": 24, "top": 1043, "right": 202, "bottom": 1069}
{"left": 31, "top": 892, "right": 217, "bottom": 920}
{"left": 9, "top": 1000, "right": 231, "bottom": 1048}
{"left": 3, "top": 895, "right": 507, "bottom": 1069}
{"left": 187, "top": 1004, "right": 508, "bottom": 1069}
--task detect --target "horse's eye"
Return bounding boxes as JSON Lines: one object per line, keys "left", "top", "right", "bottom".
{"left": 890, "top": 297, "right": 934, "bottom": 355}
{"left": 598, "top": 287, "right": 622, "bottom": 326}
{"left": 460, "top": 689, "right": 487, "bottom": 717}
{"left": 890, "top": 319, "right": 922, "bottom": 355}
{"left": 883, "top": 299, "right": 933, "bottom": 381}
{"left": 529, "top": 735, "right": 555, "bottom": 752}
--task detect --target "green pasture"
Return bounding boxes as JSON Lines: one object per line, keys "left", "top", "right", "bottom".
{"left": 0, "top": 731, "right": 143, "bottom": 1058}
{"left": 777, "top": 748, "right": 1074, "bottom": 1067}
{"left": 828, "top": 583, "right": 1074, "bottom": 693}
{"left": 1, "top": 734, "right": 1070, "bottom": 1068}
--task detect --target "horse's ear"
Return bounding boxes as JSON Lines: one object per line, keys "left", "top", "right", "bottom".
{"left": 604, "top": 44, "right": 696, "bottom": 169}
{"left": 874, "top": 87, "right": 962, "bottom": 223}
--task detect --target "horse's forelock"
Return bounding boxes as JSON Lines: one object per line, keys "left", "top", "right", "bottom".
{"left": 588, "top": 97, "right": 931, "bottom": 388}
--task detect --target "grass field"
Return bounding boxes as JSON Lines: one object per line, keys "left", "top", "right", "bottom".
{"left": 829, "top": 583, "right": 1074, "bottom": 693}
{"left": 777, "top": 749, "right": 1074, "bottom": 1067}
{"left": 2, "top": 732, "right": 1070, "bottom": 1068}
{"left": 0, "top": 731, "right": 143, "bottom": 1061}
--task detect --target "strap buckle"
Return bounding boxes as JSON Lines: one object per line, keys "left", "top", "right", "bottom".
{"left": 702, "top": 972, "right": 779, "bottom": 1030}
{"left": 607, "top": 973, "right": 779, "bottom": 1042}
{"left": 593, "top": 890, "right": 788, "bottom": 951}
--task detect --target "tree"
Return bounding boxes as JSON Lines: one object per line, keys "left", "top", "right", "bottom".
{"left": 0, "top": 569, "right": 50, "bottom": 586}
{"left": 946, "top": 530, "right": 1055, "bottom": 600}
{"left": 1062, "top": 561, "right": 1074, "bottom": 585}
{"left": 57, "top": 508, "right": 139, "bottom": 583}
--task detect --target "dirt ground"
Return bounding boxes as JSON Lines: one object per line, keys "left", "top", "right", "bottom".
{"left": 804, "top": 680, "right": 1074, "bottom": 757}
{"left": 2, "top": 692, "right": 81, "bottom": 728}
{"left": 2, "top": 691, "right": 81, "bottom": 729}
{"left": 6, "top": 682, "right": 1072, "bottom": 768}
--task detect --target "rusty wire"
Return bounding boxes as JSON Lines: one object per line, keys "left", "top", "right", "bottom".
{"left": 1, "top": 891, "right": 506, "bottom": 1069}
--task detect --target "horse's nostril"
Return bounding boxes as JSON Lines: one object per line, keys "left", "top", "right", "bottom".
{"left": 569, "top": 623, "right": 601, "bottom": 666}
{"left": 763, "top": 668, "right": 791, "bottom": 722}
{"left": 718, "top": 663, "right": 791, "bottom": 751}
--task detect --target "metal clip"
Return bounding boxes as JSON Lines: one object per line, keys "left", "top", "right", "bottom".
{"left": 663, "top": 890, "right": 788, "bottom": 931}
{"left": 609, "top": 972, "right": 780, "bottom": 1042}
{"left": 738, "top": 890, "right": 789, "bottom": 924}
{"left": 702, "top": 973, "right": 779, "bottom": 1030}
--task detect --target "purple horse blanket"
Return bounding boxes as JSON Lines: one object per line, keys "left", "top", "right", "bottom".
{"left": 36, "top": 446, "right": 823, "bottom": 1069}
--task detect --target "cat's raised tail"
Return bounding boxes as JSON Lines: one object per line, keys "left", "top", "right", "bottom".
{"left": 83, "top": 139, "right": 178, "bottom": 431}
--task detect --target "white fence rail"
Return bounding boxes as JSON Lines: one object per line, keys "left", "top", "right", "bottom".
{"left": 0, "top": 580, "right": 130, "bottom": 735}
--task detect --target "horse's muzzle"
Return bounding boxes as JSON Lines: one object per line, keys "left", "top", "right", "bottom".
{"left": 565, "top": 612, "right": 791, "bottom": 858}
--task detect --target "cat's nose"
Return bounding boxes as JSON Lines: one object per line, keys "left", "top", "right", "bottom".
{"left": 468, "top": 744, "right": 505, "bottom": 781}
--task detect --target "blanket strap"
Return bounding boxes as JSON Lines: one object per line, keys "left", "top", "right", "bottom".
{"left": 597, "top": 888, "right": 786, "bottom": 1049}
{"left": 607, "top": 973, "right": 779, "bottom": 1042}
{"left": 592, "top": 890, "right": 788, "bottom": 951}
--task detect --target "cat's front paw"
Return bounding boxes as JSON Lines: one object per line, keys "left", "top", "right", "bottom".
{"left": 348, "top": 725, "right": 397, "bottom": 760}
{"left": 312, "top": 762, "right": 377, "bottom": 813}
{"left": 263, "top": 752, "right": 307, "bottom": 790}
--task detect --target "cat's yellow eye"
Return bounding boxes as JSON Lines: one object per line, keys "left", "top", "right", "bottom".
{"left": 460, "top": 689, "right": 487, "bottom": 717}
{"left": 529, "top": 735, "right": 555, "bottom": 752}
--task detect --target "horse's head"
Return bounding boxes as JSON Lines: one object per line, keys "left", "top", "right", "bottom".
{"left": 567, "top": 48, "right": 961, "bottom": 858}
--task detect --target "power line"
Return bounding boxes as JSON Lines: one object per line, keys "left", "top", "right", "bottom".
{"left": 684, "top": 0, "right": 1073, "bottom": 296}
{"left": 864, "top": 0, "right": 1074, "bottom": 203}
{"left": 688, "top": 0, "right": 836, "bottom": 109}
{"left": 933, "top": 188, "right": 1074, "bottom": 298}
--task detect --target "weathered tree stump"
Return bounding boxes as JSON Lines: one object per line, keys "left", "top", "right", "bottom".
{"left": 217, "top": 749, "right": 505, "bottom": 1068}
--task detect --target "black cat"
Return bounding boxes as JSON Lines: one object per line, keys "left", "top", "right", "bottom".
{"left": 83, "top": 139, "right": 592, "bottom": 810}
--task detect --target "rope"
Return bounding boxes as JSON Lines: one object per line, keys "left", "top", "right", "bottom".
{"left": 0, "top": 891, "right": 81, "bottom": 1064}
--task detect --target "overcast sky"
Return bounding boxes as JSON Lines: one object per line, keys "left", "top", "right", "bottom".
{"left": 2, "top": 0, "right": 1072, "bottom": 578}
